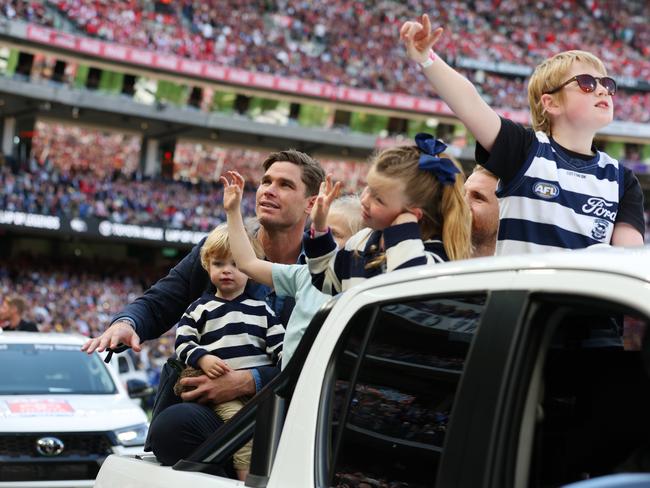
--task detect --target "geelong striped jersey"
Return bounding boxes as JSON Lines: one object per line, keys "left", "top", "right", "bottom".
{"left": 175, "top": 292, "right": 284, "bottom": 370}
{"left": 496, "top": 131, "right": 621, "bottom": 255}
{"left": 305, "top": 221, "right": 448, "bottom": 295}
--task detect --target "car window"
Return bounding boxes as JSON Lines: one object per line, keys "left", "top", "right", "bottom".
{"left": 527, "top": 302, "right": 650, "bottom": 487}
{"left": 322, "top": 294, "right": 487, "bottom": 487}
{"left": 0, "top": 343, "right": 116, "bottom": 394}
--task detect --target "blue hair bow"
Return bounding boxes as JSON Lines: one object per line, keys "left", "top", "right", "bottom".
{"left": 415, "top": 133, "right": 460, "bottom": 186}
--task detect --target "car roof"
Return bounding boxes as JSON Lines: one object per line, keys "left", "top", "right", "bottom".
{"left": 349, "top": 246, "right": 650, "bottom": 294}
{"left": 0, "top": 331, "right": 88, "bottom": 346}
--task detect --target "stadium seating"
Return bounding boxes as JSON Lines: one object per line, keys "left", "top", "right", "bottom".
{"left": 16, "top": 0, "right": 644, "bottom": 123}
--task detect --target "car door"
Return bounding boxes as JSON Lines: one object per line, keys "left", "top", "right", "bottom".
{"left": 271, "top": 266, "right": 650, "bottom": 488}
{"left": 258, "top": 268, "right": 520, "bottom": 488}
{"left": 441, "top": 269, "right": 650, "bottom": 488}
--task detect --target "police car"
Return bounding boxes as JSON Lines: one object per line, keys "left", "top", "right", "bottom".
{"left": 0, "top": 332, "right": 149, "bottom": 488}
{"left": 95, "top": 247, "right": 650, "bottom": 488}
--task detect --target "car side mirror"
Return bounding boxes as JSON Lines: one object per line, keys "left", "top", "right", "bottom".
{"left": 126, "top": 379, "right": 153, "bottom": 399}
{"left": 563, "top": 474, "right": 650, "bottom": 488}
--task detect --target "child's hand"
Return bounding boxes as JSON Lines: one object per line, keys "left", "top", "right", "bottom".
{"left": 220, "top": 170, "right": 245, "bottom": 213}
{"left": 197, "top": 355, "right": 232, "bottom": 379}
{"left": 400, "top": 14, "right": 444, "bottom": 63}
{"left": 391, "top": 211, "right": 419, "bottom": 226}
{"left": 311, "top": 174, "right": 342, "bottom": 232}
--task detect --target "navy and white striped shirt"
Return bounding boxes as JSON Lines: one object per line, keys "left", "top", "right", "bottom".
{"left": 305, "top": 222, "right": 448, "bottom": 295}
{"left": 477, "top": 118, "right": 644, "bottom": 255}
{"left": 175, "top": 292, "right": 284, "bottom": 370}
{"left": 496, "top": 131, "right": 621, "bottom": 254}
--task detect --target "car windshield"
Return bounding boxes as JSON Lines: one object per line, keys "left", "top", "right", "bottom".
{"left": 0, "top": 343, "right": 116, "bottom": 394}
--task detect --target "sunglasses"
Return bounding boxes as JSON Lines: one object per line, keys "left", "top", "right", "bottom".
{"left": 544, "top": 74, "right": 617, "bottom": 96}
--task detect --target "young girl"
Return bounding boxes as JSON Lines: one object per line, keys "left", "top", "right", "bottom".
{"left": 221, "top": 170, "right": 363, "bottom": 369}
{"left": 305, "top": 133, "right": 471, "bottom": 294}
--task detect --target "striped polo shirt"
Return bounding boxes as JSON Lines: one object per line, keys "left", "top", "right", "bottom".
{"left": 175, "top": 292, "right": 284, "bottom": 370}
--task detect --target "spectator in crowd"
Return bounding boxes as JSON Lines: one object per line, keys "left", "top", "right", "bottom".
{"left": 174, "top": 223, "right": 284, "bottom": 481}
{"left": 82, "top": 149, "right": 325, "bottom": 467}
{"left": 464, "top": 165, "right": 499, "bottom": 258}
{"left": 0, "top": 295, "right": 39, "bottom": 331}
{"left": 401, "top": 15, "right": 644, "bottom": 254}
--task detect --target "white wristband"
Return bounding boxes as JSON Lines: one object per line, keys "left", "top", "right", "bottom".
{"left": 419, "top": 50, "right": 437, "bottom": 69}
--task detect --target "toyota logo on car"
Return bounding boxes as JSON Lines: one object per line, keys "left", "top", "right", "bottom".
{"left": 35, "top": 436, "right": 65, "bottom": 456}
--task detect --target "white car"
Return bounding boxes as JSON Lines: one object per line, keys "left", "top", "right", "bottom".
{"left": 103, "top": 349, "right": 150, "bottom": 388}
{"left": 95, "top": 247, "right": 650, "bottom": 488}
{"left": 0, "top": 332, "right": 149, "bottom": 488}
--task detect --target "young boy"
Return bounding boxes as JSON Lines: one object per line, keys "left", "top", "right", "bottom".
{"left": 174, "top": 223, "right": 284, "bottom": 481}
{"left": 400, "top": 15, "right": 644, "bottom": 255}
{"left": 221, "top": 170, "right": 363, "bottom": 369}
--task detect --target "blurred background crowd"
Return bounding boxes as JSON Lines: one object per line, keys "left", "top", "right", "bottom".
{"left": 3, "top": 0, "right": 649, "bottom": 122}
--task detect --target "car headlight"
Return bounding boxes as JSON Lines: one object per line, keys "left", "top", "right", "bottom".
{"left": 113, "top": 423, "right": 148, "bottom": 447}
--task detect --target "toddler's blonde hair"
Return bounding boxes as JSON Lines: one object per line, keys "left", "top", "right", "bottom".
{"left": 200, "top": 223, "right": 262, "bottom": 271}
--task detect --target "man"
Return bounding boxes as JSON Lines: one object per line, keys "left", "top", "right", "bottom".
{"left": 82, "top": 150, "right": 325, "bottom": 466}
{"left": 464, "top": 165, "right": 499, "bottom": 258}
{"left": 0, "top": 295, "right": 39, "bottom": 331}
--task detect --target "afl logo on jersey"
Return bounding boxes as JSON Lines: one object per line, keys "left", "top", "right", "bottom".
{"left": 533, "top": 182, "right": 560, "bottom": 199}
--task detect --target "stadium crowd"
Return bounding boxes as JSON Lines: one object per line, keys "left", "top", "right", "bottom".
{"left": 0, "top": 254, "right": 176, "bottom": 371}
{"left": 4, "top": 0, "right": 644, "bottom": 123}
{"left": 2, "top": 121, "right": 367, "bottom": 230}
{"left": 0, "top": 163, "right": 257, "bottom": 231}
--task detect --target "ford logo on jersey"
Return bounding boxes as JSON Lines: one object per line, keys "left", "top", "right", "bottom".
{"left": 533, "top": 182, "right": 560, "bottom": 199}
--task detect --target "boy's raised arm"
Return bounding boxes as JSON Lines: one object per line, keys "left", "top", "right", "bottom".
{"left": 400, "top": 14, "right": 501, "bottom": 152}
{"left": 221, "top": 171, "right": 273, "bottom": 287}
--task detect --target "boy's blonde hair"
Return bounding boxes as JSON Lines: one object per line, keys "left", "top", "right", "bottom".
{"left": 329, "top": 194, "right": 364, "bottom": 237}
{"left": 370, "top": 145, "right": 472, "bottom": 261}
{"left": 200, "top": 223, "right": 262, "bottom": 271}
{"left": 528, "top": 50, "right": 607, "bottom": 135}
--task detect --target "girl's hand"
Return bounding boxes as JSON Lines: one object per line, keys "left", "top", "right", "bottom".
{"left": 400, "top": 14, "right": 444, "bottom": 63}
{"left": 311, "top": 174, "right": 342, "bottom": 232}
{"left": 220, "top": 170, "right": 245, "bottom": 213}
{"left": 391, "top": 211, "right": 419, "bottom": 226}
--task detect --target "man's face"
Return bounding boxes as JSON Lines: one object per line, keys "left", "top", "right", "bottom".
{"left": 256, "top": 161, "right": 315, "bottom": 230}
{"left": 464, "top": 171, "right": 499, "bottom": 245}
{"left": 0, "top": 299, "right": 11, "bottom": 321}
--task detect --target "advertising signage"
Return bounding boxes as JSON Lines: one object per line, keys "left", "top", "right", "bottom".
{"left": 0, "top": 210, "right": 206, "bottom": 246}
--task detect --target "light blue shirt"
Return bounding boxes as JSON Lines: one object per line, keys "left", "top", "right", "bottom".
{"left": 272, "top": 263, "right": 330, "bottom": 369}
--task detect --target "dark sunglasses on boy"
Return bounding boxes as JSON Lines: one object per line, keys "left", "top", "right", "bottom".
{"left": 544, "top": 73, "right": 617, "bottom": 96}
